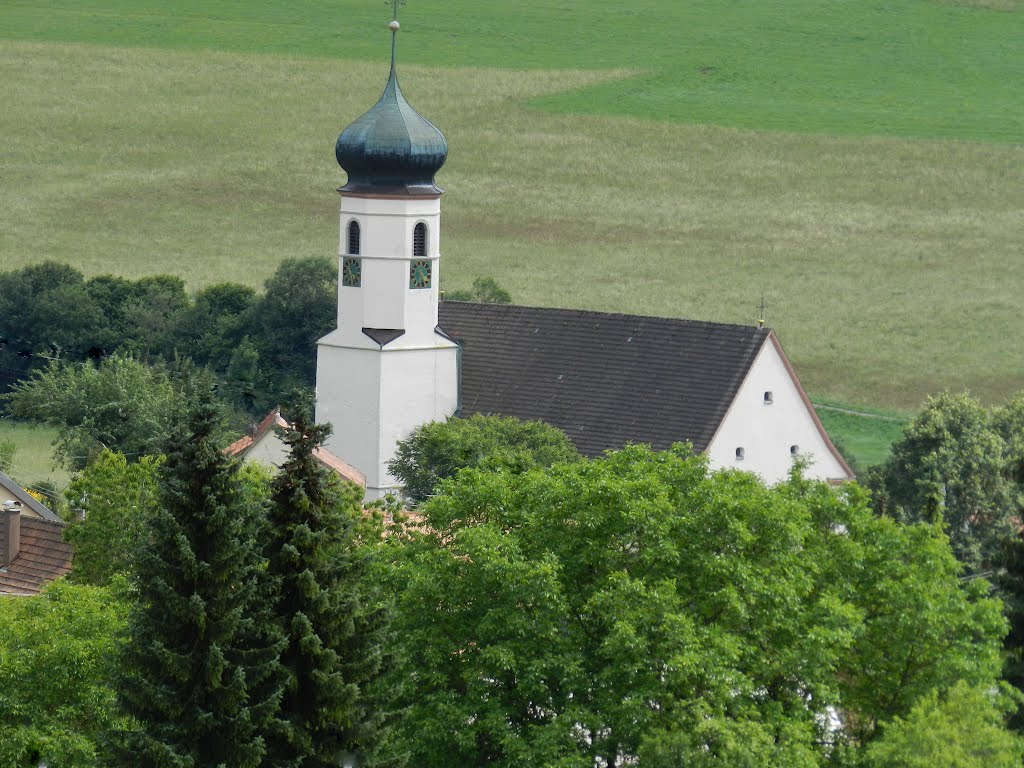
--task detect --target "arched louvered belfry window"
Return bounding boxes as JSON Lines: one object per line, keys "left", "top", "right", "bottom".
{"left": 347, "top": 220, "right": 361, "bottom": 255}
{"left": 413, "top": 222, "right": 427, "bottom": 258}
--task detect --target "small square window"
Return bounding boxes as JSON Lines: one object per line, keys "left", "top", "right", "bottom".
{"left": 790, "top": 445, "right": 800, "bottom": 456}
{"left": 735, "top": 447, "right": 745, "bottom": 460}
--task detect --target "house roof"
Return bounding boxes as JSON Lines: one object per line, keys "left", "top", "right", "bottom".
{"left": 0, "top": 515, "right": 72, "bottom": 596}
{"left": 226, "top": 408, "right": 366, "bottom": 488}
{"left": 438, "top": 302, "right": 771, "bottom": 458}
{"left": 225, "top": 407, "right": 289, "bottom": 457}
{"left": 0, "top": 470, "right": 60, "bottom": 521}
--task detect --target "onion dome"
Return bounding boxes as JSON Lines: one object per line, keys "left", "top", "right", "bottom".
{"left": 335, "top": 21, "right": 448, "bottom": 195}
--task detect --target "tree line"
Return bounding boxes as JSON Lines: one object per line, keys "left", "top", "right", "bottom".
{"left": 0, "top": 261, "right": 511, "bottom": 421}
{"left": 0, "top": 259, "right": 337, "bottom": 417}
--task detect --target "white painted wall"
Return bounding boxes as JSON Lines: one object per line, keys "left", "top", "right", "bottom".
{"left": 243, "top": 429, "right": 290, "bottom": 469}
{"left": 706, "top": 335, "right": 851, "bottom": 484}
{"left": 316, "top": 338, "right": 457, "bottom": 498}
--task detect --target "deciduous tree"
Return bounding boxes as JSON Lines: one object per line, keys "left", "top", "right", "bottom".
{"left": 63, "top": 450, "right": 162, "bottom": 585}
{"left": 382, "top": 445, "right": 1009, "bottom": 766}
{"left": 0, "top": 580, "right": 128, "bottom": 768}
{"left": 388, "top": 413, "right": 580, "bottom": 503}
{"left": 863, "top": 681, "right": 1024, "bottom": 768}
{"left": 3, "top": 353, "right": 183, "bottom": 469}
{"left": 869, "top": 391, "right": 1018, "bottom": 573}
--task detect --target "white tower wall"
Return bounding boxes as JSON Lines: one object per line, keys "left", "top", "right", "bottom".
{"left": 317, "top": 191, "right": 458, "bottom": 499}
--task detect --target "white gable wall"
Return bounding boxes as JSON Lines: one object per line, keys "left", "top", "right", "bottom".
{"left": 706, "top": 335, "right": 850, "bottom": 484}
{"left": 244, "top": 429, "right": 290, "bottom": 469}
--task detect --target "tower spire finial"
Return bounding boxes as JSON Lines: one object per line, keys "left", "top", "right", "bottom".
{"left": 387, "top": 0, "right": 405, "bottom": 70}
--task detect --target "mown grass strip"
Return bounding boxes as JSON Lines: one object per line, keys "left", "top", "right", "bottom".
{"left": 1, "top": 0, "right": 1021, "bottom": 141}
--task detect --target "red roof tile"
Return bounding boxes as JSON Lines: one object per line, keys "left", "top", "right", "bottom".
{"left": 0, "top": 516, "right": 72, "bottom": 596}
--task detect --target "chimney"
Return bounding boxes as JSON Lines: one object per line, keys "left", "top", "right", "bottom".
{"left": 3, "top": 501, "right": 22, "bottom": 567}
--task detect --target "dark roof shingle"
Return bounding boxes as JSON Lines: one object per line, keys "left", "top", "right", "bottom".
{"left": 438, "top": 302, "right": 770, "bottom": 457}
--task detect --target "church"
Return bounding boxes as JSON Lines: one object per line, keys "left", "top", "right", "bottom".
{"left": 315, "top": 18, "right": 853, "bottom": 499}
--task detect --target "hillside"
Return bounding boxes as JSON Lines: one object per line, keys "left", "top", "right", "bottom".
{"left": 1, "top": 0, "right": 1021, "bottom": 413}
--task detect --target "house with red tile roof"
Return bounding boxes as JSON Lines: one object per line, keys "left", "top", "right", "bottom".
{"left": 0, "top": 498, "right": 72, "bottom": 596}
{"left": 226, "top": 407, "right": 366, "bottom": 489}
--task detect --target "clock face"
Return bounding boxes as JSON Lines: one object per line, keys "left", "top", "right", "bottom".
{"left": 409, "top": 259, "right": 431, "bottom": 289}
{"left": 342, "top": 257, "right": 361, "bottom": 287}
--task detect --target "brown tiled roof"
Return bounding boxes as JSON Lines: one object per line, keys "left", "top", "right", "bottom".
{"left": 0, "top": 516, "right": 72, "bottom": 596}
{"left": 312, "top": 448, "right": 366, "bottom": 488}
{"left": 439, "top": 302, "right": 771, "bottom": 457}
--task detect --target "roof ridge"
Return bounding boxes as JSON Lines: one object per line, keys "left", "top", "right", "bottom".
{"left": 441, "top": 300, "right": 770, "bottom": 334}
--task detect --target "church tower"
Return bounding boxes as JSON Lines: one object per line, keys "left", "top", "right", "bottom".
{"left": 316, "top": 14, "right": 458, "bottom": 498}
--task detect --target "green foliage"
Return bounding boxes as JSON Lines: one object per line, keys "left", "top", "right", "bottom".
{"left": 3, "top": 353, "right": 185, "bottom": 470}
{"left": 64, "top": 450, "right": 163, "bottom": 585}
{"left": 863, "top": 681, "right": 1024, "bottom": 768}
{"left": 382, "top": 446, "right": 1008, "bottom": 765}
{"left": 388, "top": 413, "right": 580, "bottom": 503}
{"left": 994, "top": 391, "right": 1024, "bottom": 488}
{"left": 444, "top": 276, "right": 513, "bottom": 304}
{"left": 828, "top": 512, "right": 1006, "bottom": 742}
{"left": 114, "top": 388, "right": 286, "bottom": 767}
{"left": 264, "top": 392, "right": 390, "bottom": 765}
{"left": 0, "top": 438, "right": 15, "bottom": 474}
{"left": 0, "top": 580, "right": 129, "bottom": 768}
{"left": 0, "top": 260, "right": 332, "bottom": 419}
{"left": 251, "top": 257, "right": 336, "bottom": 404}
{"left": 869, "top": 391, "right": 1020, "bottom": 573}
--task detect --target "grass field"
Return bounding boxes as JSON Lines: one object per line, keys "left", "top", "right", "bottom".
{"left": 0, "top": 421, "right": 70, "bottom": 491}
{"left": 2, "top": 0, "right": 1021, "bottom": 141}
{"left": 815, "top": 405, "right": 909, "bottom": 470}
{"left": 1, "top": 1, "right": 1022, "bottom": 457}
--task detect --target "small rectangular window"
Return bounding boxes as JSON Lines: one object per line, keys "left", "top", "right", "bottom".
{"left": 763, "top": 391, "right": 773, "bottom": 405}
{"left": 347, "top": 221, "right": 361, "bottom": 255}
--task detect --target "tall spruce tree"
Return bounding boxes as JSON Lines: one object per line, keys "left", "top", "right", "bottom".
{"left": 115, "top": 387, "right": 285, "bottom": 767}
{"left": 264, "top": 392, "right": 389, "bottom": 767}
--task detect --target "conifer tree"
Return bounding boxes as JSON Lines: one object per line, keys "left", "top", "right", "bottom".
{"left": 114, "top": 387, "right": 285, "bottom": 767}
{"left": 264, "top": 392, "right": 389, "bottom": 767}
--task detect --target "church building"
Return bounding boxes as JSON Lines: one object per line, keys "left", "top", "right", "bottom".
{"left": 316, "top": 18, "right": 853, "bottom": 498}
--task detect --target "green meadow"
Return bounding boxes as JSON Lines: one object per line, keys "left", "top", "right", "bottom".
{"left": 0, "top": 421, "right": 70, "bottom": 491}
{"left": 2, "top": 0, "right": 1022, "bottom": 465}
